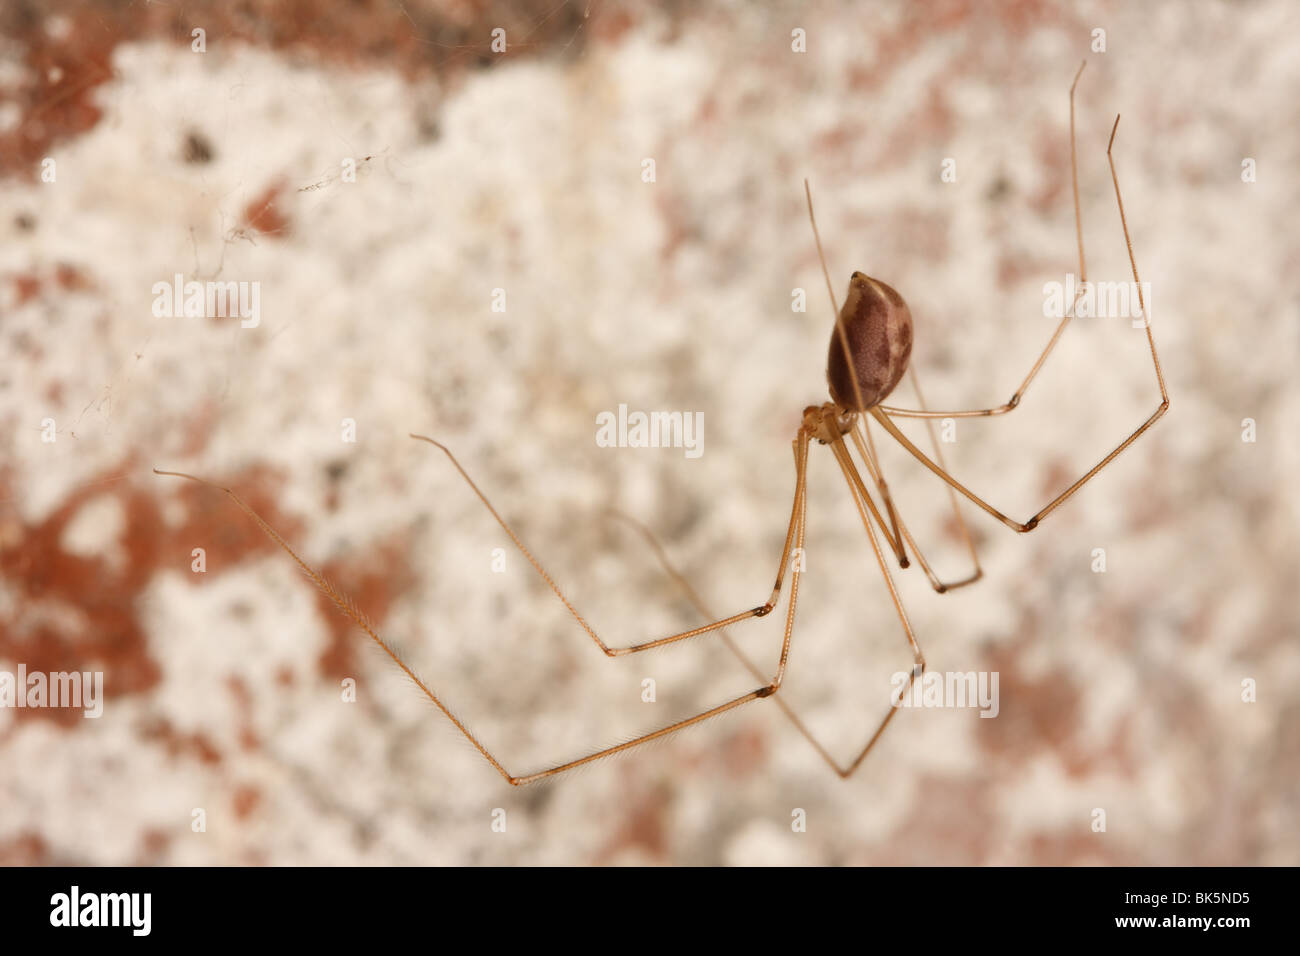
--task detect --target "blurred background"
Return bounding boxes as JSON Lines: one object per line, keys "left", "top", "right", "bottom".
{"left": 1, "top": 0, "right": 1296, "bottom": 865}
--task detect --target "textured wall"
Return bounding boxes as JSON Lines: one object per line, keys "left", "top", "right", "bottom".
{"left": 1, "top": 0, "right": 1296, "bottom": 865}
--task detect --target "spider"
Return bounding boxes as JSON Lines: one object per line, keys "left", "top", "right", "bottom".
{"left": 156, "top": 61, "right": 1167, "bottom": 785}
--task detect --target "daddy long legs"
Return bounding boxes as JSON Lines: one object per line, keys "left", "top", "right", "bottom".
{"left": 155, "top": 61, "right": 1168, "bottom": 786}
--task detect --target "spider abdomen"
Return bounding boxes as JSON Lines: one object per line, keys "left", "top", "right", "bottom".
{"left": 827, "top": 272, "right": 913, "bottom": 411}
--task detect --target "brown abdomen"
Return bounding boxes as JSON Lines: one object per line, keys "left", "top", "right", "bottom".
{"left": 827, "top": 272, "right": 913, "bottom": 411}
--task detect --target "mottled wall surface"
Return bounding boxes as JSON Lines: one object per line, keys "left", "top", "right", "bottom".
{"left": 1, "top": 0, "right": 1296, "bottom": 865}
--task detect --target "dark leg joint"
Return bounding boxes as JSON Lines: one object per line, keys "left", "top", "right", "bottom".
{"left": 756, "top": 685, "right": 776, "bottom": 699}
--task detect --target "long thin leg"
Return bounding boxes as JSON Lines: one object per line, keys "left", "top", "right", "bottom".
{"left": 824, "top": 435, "right": 927, "bottom": 777}
{"left": 826, "top": 430, "right": 907, "bottom": 566}
{"left": 879, "top": 59, "right": 1091, "bottom": 420}
{"left": 153, "top": 431, "right": 812, "bottom": 786}
{"left": 826, "top": 404, "right": 981, "bottom": 591}
{"left": 517, "top": 434, "right": 813, "bottom": 785}
{"left": 606, "top": 508, "right": 841, "bottom": 768}
{"left": 619, "top": 437, "right": 926, "bottom": 778}
{"left": 852, "top": 401, "right": 982, "bottom": 592}
{"left": 408, "top": 432, "right": 804, "bottom": 656}
{"left": 871, "top": 112, "right": 1170, "bottom": 533}
{"left": 153, "top": 467, "right": 515, "bottom": 783}
{"left": 899, "top": 367, "right": 982, "bottom": 586}
{"left": 847, "top": 411, "right": 909, "bottom": 568}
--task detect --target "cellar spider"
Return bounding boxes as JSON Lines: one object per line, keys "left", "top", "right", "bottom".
{"left": 155, "top": 61, "right": 1168, "bottom": 785}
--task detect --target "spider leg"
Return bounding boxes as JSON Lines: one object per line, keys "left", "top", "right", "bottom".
{"left": 849, "top": 414, "right": 903, "bottom": 563}
{"left": 607, "top": 508, "right": 834, "bottom": 764}
{"left": 880, "top": 60, "right": 1091, "bottom": 421}
{"left": 827, "top": 430, "right": 907, "bottom": 567}
{"left": 822, "top": 434, "right": 928, "bottom": 777}
{"left": 869, "top": 111, "right": 1169, "bottom": 534}
{"left": 853, "top": 379, "right": 982, "bottom": 592}
{"left": 494, "top": 430, "right": 814, "bottom": 785}
{"left": 621, "top": 434, "right": 926, "bottom": 779}
{"left": 408, "top": 429, "right": 806, "bottom": 656}
{"left": 153, "top": 428, "right": 812, "bottom": 786}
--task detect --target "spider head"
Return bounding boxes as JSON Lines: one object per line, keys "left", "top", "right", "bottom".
{"left": 826, "top": 272, "right": 913, "bottom": 412}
